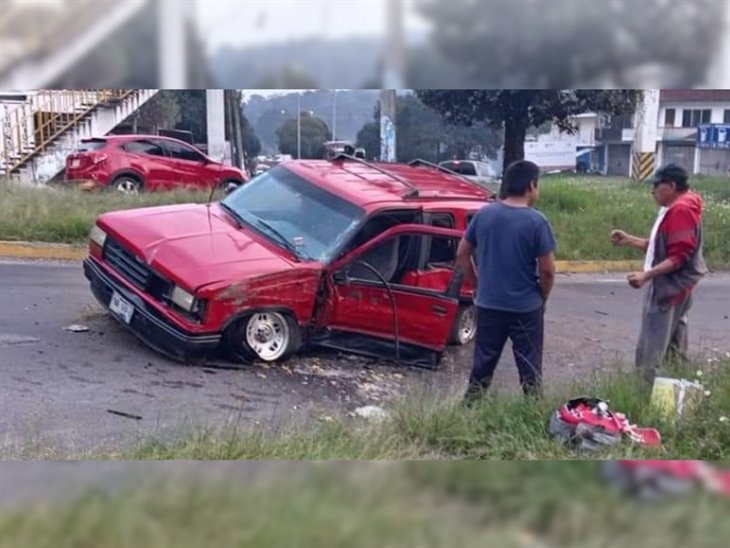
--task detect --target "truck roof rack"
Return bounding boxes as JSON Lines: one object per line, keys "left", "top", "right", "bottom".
{"left": 331, "top": 153, "right": 419, "bottom": 198}
{"left": 407, "top": 158, "right": 494, "bottom": 197}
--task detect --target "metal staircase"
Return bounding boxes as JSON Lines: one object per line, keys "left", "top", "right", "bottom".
{"left": 1, "top": 89, "right": 158, "bottom": 183}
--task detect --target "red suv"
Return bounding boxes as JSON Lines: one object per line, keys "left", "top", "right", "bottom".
{"left": 65, "top": 134, "right": 248, "bottom": 193}
{"left": 83, "top": 157, "right": 493, "bottom": 367}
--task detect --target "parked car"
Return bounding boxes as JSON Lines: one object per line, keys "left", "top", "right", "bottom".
{"left": 65, "top": 134, "right": 248, "bottom": 193}
{"left": 83, "top": 157, "right": 494, "bottom": 367}
{"left": 439, "top": 159, "right": 499, "bottom": 186}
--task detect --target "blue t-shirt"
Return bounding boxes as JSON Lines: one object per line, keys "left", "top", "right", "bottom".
{"left": 465, "top": 202, "right": 556, "bottom": 313}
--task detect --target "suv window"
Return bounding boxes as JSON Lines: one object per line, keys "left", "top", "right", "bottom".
{"left": 424, "top": 213, "right": 456, "bottom": 267}
{"left": 123, "top": 140, "right": 166, "bottom": 157}
{"left": 163, "top": 140, "right": 206, "bottom": 162}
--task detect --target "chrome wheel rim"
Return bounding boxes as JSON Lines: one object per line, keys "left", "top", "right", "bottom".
{"left": 458, "top": 307, "right": 476, "bottom": 345}
{"left": 245, "top": 312, "right": 288, "bottom": 361}
{"left": 116, "top": 179, "right": 139, "bottom": 195}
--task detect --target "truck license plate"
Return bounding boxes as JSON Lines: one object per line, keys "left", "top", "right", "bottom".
{"left": 109, "top": 291, "right": 134, "bottom": 324}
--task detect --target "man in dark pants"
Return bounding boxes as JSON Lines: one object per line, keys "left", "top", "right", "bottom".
{"left": 456, "top": 160, "right": 556, "bottom": 401}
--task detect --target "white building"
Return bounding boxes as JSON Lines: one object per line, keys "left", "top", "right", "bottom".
{"left": 565, "top": 90, "right": 730, "bottom": 176}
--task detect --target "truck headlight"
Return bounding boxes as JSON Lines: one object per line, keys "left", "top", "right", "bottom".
{"left": 89, "top": 225, "right": 107, "bottom": 248}
{"left": 171, "top": 285, "right": 196, "bottom": 312}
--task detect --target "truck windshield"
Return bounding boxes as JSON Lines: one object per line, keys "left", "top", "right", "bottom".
{"left": 221, "top": 165, "right": 365, "bottom": 262}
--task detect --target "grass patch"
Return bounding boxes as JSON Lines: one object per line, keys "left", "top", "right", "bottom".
{"left": 0, "top": 184, "right": 216, "bottom": 244}
{"left": 1, "top": 461, "right": 728, "bottom": 548}
{"left": 1, "top": 175, "right": 727, "bottom": 266}
{"left": 537, "top": 175, "right": 730, "bottom": 267}
{"left": 14, "top": 360, "right": 728, "bottom": 461}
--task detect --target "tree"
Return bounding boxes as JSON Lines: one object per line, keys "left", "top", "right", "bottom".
{"left": 175, "top": 90, "right": 207, "bottom": 143}
{"left": 276, "top": 114, "right": 332, "bottom": 159}
{"left": 416, "top": 90, "right": 642, "bottom": 173}
{"left": 356, "top": 93, "right": 502, "bottom": 162}
{"left": 356, "top": 119, "right": 380, "bottom": 160}
{"left": 416, "top": 0, "right": 725, "bottom": 88}
{"left": 132, "top": 90, "right": 181, "bottom": 133}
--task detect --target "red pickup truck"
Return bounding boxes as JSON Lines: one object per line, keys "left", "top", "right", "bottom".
{"left": 83, "top": 156, "right": 493, "bottom": 367}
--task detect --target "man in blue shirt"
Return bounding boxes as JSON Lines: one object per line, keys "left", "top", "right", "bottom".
{"left": 456, "top": 160, "right": 556, "bottom": 402}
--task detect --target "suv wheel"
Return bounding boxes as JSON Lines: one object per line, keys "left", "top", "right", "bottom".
{"left": 226, "top": 311, "right": 301, "bottom": 363}
{"left": 448, "top": 305, "right": 477, "bottom": 346}
{"left": 112, "top": 175, "right": 142, "bottom": 195}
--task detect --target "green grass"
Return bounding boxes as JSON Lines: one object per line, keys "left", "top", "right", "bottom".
{"left": 536, "top": 175, "right": 730, "bottom": 267}
{"left": 1, "top": 461, "right": 728, "bottom": 548}
{"left": 1, "top": 175, "right": 728, "bottom": 266}
{"left": 0, "top": 184, "right": 216, "bottom": 244}
{"left": 12, "top": 359, "right": 729, "bottom": 461}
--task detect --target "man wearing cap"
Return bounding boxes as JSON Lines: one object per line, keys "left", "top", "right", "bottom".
{"left": 611, "top": 164, "right": 707, "bottom": 386}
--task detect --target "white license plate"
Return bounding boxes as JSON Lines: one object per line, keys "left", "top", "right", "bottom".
{"left": 71, "top": 159, "right": 80, "bottom": 168}
{"left": 109, "top": 292, "right": 134, "bottom": 324}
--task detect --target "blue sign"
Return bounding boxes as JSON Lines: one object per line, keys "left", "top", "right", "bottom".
{"left": 698, "top": 124, "right": 730, "bottom": 149}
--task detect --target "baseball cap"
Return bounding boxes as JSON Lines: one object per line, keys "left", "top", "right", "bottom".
{"left": 645, "top": 163, "right": 689, "bottom": 188}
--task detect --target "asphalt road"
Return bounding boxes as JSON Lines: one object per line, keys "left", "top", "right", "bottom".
{"left": 1, "top": 260, "right": 729, "bottom": 455}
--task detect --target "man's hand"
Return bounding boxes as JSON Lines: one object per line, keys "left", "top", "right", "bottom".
{"left": 611, "top": 229, "right": 629, "bottom": 247}
{"left": 627, "top": 271, "right": 649, "bottom": 289}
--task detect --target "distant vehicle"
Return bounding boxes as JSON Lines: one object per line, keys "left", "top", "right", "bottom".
{"left": 253, "top": 163, "right": 272, "bottom": 176}
{"left": 65, "top": 134, "right": 248, "bottom": 194}
{"left": 323, "top": 140, "right": 365, "bottom": 160}
{"left": 439, "top": 160, "right": 499, "bottom": 187}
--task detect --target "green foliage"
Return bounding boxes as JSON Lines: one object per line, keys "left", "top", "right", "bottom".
{"left": 276, "top": 113, "right": 332, "bottom": 159}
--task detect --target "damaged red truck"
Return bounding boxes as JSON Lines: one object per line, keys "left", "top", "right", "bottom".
{"left": 83, "top": 156, "right": 494, "bottom": 368}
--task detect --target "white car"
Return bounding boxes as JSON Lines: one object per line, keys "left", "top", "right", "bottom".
{"left": 439, "top": 160, "right": 499, "bottom": 190}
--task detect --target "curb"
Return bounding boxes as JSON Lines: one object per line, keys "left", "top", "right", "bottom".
{"left": 554, "top": 260, "right": 643, "bottom": 273}
{"left": 0, "top": 241, "right": 88, "bottom": 262}
{"left": 0, "top": 240, "right": 645, "bottom": 273}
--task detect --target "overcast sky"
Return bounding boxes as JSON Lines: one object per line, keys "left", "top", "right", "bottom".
{"left": 195, "top": 0, "right": 428, "bottom": 52}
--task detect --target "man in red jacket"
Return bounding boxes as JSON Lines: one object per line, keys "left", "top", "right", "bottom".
{"left": 611, "top": 164, "right": 707, "bottom": 386}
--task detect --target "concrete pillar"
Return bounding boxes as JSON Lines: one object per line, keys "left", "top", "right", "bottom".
{"left": 157, "top": 0, "right": 188, "bottom": 88}
{"left": 206, "top": 89, "right": 226, "bottom": 162}
{"left": 379, "top": 89, "right": 397, "bottom": 162}
{"left": 631, "top": 89, "right": 660, "bottom": 180}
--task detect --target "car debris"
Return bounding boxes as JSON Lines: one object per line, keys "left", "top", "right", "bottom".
{"left": 63, "top": 324, "right": 90, "bottom": 333}
{"left": 353, "top": 405, "right": 390, "bottom": 421}
{"left": 548, "top": 397, "right": 661, "bottom": 452}
{"left": 107, "top": 409, "right": 143, "bottom": 421}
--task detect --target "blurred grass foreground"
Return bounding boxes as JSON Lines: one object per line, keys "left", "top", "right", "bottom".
{"left": 1, "top": 461, "right": 728, "bottom": 548}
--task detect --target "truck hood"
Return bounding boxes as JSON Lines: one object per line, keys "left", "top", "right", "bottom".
{"left": 98, "top": 203, "right": 300, "bottom": 291}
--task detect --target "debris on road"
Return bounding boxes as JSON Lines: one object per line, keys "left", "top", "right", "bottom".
{"left": 107, "top": 409, "right": 143, "bottom": 421}
{"left": 64, "top": 324, "right": 90, "bottom": 333}
{"left": 594, "top": 310, "right": 609, "bottom": 316}
{"left": 549, "top": 397, "right": 661, "bottom": 452}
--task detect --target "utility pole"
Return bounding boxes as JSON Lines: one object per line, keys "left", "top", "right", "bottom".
{"left": 297, "top": 93, "right": 302, "bottom": 159}
{"left": 332, "top": 89, "right": 337, "bottom": 141}
{"left": 207, "top": 89, "right": 226, "bottom": 162}
{"left": 383, "top": 0, "right": 405, "bottom": 88}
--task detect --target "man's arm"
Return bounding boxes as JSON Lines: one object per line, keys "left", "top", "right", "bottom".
{"left": 611, "top": 229, "right": 649, "bottom": 251}
{"left": 538, "top": 251, "right": 556, "bottom": 303}
{"left": 456, "top": 238, "right": 478, "bottom": 287}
